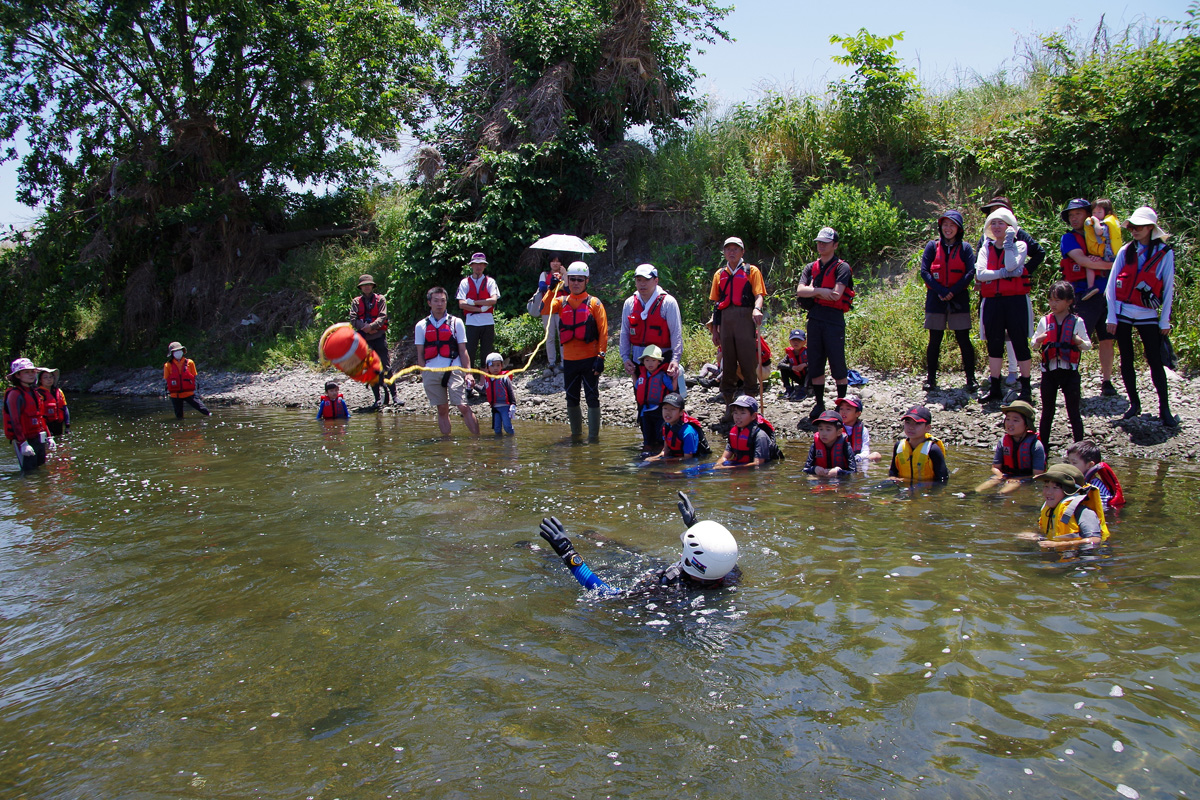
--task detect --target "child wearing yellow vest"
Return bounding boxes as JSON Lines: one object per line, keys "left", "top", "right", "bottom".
{"left": 887, "top": 405, "right": 949, "bottom": 483}
{"left": 1023, "top": 464, "right": 1110, "bottom": 556}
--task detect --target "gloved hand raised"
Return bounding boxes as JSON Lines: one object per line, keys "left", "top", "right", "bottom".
{"left": 677, "top": 490, "right": 697, "bottom": 529}
{"left": 1003, "top": 227, "right": 1016, "bottom": 248}
{"left": 539, "top": 517, "right": 578, "bottom": 564}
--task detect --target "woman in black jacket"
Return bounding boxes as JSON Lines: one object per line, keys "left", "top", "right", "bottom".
{"left": 920, "top": 210, "right": 977, "bottom": 391}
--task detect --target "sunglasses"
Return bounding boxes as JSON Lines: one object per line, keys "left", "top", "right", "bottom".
{"left": 568, "top": 277, "right": 587, "bottom": 282}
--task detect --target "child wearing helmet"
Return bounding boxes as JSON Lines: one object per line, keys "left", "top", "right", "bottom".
{"left": 537, "top": 492, "right": 739, "bottom": 595}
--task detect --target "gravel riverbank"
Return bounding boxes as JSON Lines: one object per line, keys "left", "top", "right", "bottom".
{"left": 68, "top": 362, "right": 1200, "bottom": 461}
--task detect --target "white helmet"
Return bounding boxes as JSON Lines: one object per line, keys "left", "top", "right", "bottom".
{"left": 566, "top": 261, "right": 590, "bottom": 278}
{"left": 679, "top": 520, "right": 738, "bottom": 580}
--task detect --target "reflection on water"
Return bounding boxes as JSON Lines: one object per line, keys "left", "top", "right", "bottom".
{"left": 2, "top": 397, "right": 1199, "bottom": 799}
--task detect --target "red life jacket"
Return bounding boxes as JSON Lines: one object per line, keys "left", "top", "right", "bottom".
{"left": 559, "top": 296, "right": 601, "bottom": 344}
{"left": 716, "top": 266, "right": 756, "bottom": 310}
{"left": 1041, "top": 313, "right": 1082, "bottom": 369}
{"left": 930, "top": 242, "right": 967, "bottom": 289}
{"left": 845, "top": 421, "right": 864, "bottom": 454}
{"left": 811, "top": 432, "right": 852, "bottom": 470}
{"left": 1113, "top": 241, "right": 1168, "bottom": 308}
{"left": 1000, "top": 433, "right": 1039, "bottom": 476}
{"left": 784, "top": 345, "right": 807, "bottom": 375}
{"left": 3, "top": 386, "right": 47, "bottom": 442}
{"left": 978, "top": 244, "right": 1031, "bottom": 297}
{"left": 37, "top": 387, "right": 64, "bottom": 422}
{"left": 1060, "top": 231, "right": 1088, "bottom": 283}
{"left": 484, "top": 375, "right": 514, "bottom": 406}
{"left": 353, "top": 293, "right": 388, "bottom": 332}
{"left": 319, "top": 393, "right": 346, "bottom": 419}
{"left": 465, "top": 276, "right": 495, "bottom": 318}
{"left": 422, "top": 317, "right": 456, "bottom": 360}
{"left": 627, "top": 293, "right": 671, "bottom": 348}
{"left": 634, "top": 364, "right": 672, "bottom": 408}
{"left": 165, "top": 358, "right": 197, "bottom": 397}
{"left": 1089, "top": 462, "right": 1126, "bottom": 508}
{"left": 727, "top": 414, "right": 776, "bottom": 465}
{"left": 810, "top": 258, "right": 854, "bottom": 312}
{"left": 661, "top": 412, "right": 706, "bottom": 457}
{"left": 757, "top": 336, "right": 772, "bottom": 366}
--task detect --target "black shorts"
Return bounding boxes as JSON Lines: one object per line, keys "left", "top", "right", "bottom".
{"left": 1074, "top": 292, "right": 1115, "bottom": 342}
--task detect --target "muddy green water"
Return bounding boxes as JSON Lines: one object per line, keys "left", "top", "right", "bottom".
{"left": 2, "top": 398, "right": 1199, "bottom": 799}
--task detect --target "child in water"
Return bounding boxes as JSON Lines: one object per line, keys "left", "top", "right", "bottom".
{"left": 887, "top": 405, "right": 949, "bottom": 483}
{"left": 483, "top": 352, "right": 517, "bottom": 435}
{"left": 163, "top": 342, "right": 211, "bottom": 419}
{"left": 835, "top": 395, "right": 881, "bottom": 473}
{"left": 1065, "top": 439, "right": 1126, "bottom": 508}
{"left": 633, "top": 344, "right": 675, "bottom": 454}
{"left": 715, "top": 395, "right": 781, "bottom": 469}
{"left": 1022, "top": 463, "right": 1110, "bottom": 557}
{"left": 316, "top": 381, "right": 350, "bottom": 419}
{"left": 4, "top": 358, "right": 49, "bottom": 472}
{"left": 36, "top": 367, "right": 70, "bottom": 439}
{"left": 646, "top": 393, "right": 710, "bottom": 461}
{"left": 537, "top": 491, "right": 738, "bottom": 596}
{"left": 802, "top": 410, "right": 856, "bottom": 478}
{"left": 991, "top": 400, "right": 1045, "bottom": 481}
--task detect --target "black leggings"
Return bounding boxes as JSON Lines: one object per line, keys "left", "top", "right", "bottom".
{"left": 927, "top": 328, "right": 976, "bottom": 377}
{"left": 982, "top": 295, "right": 1031, "bottom": 360}
{"left": 562, "top": 358, "right": 600, "bottom": 408}
{"left": 1115, "top": 321, "right": 1168, "bottom": 407}
{"left": 171, "top": 395, "right": 211, "bottom": 418}
{"left": 1039, "top": 369, "right": 1083, "bottom": 446}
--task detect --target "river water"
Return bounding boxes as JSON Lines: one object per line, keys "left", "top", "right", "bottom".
{"left": 2, "top": 397, "right": 1198, "bottom": 799}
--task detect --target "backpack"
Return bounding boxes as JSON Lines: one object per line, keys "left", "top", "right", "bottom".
{"left": 753, "top": 414, "right": 784, "bottom": 461}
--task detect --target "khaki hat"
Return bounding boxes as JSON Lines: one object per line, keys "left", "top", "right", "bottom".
{"left": 1033, "top": 463, "right": 1085, "bottom": 491}
{"left": 640, "top": 345, "right": 664, "bottom": 362}
{"left": 1000, "top": 399, "right": 1036, "bottom": 426}
{"left": 166, "top": 341, "right": 187, "bottom": 356}
{"left": 357, "top": 274, "right": 376, "bottom": 287}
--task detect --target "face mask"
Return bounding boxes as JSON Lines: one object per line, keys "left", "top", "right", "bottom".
{"left": 172, "top": 350, "right": 183, "bottom": 359}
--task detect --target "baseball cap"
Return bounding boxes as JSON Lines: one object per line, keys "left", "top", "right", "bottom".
{"left": 729, "top": 395, "right": 758, "bottom": 412}
{"left": 815, "top": 227, "right": 839, "bottom": 243}
{"left": 723, "top": 236, "right": 745, "bottom": 249}
{"left": 485, "top": 352, "right": 503, "bottom": 365}
{"left": 634, "top": 263, "right": 658, "bottom": 279}
{"left": 834, "top": 395, "right": 862, "bottom": 410}
{"left": 815, "top": 410, "right": 844, "bottom": 427}
{"left": 662, "top": 393, "right": 685, "bottom": 408}
{"left": 788, "top": 329, "right": 806, "bottom": 341}
{"left": 901, "top": 405, "right": 932, "bottom": 424}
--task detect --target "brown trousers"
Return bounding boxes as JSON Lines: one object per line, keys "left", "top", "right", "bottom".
{"left": 718, "top": 306, "right": 761, "bottom": 406}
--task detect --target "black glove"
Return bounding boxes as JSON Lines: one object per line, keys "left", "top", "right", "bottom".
{"left": 539, "top": 517, "right": 578, "bottom": 565}
{"left": 677, "top": 491, "right": 697, "bottom": 528}
{"left": 549, "top": 274, "right": 561, "bottom": 286}
{"left": 593, "top": 356, "right": 606, "bottom": 374}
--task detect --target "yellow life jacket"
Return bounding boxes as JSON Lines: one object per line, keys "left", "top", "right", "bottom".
{"left": 892, "top": 433, "right": 945, "bottom": 481}
{"left": 1038, "top": 485, "right": 1111, "bottom": 542}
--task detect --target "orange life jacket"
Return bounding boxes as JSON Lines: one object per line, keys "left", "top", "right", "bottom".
{"left": 353, "top": 293, "right": 388, "bottom": 332}
{"left": 727, "top": 415, "right": 777, "bottom": 465}
{"left": 318, "top": 393, "right": 347, "bottom": 419}
{"left": 1113, "top": 241, "right": 1169, "bottom": 308}
{"left": 930, "top": 242, "right": 967, "bottom": 289}
{"left": 559, "top": 296, "right": 601, "bottom": 344}
{"left": 1000, "top": 433, "right": 1039, "bottom": 476}
{"left": 627, "top": 293, "right": 671, "bottom": 348}
{"left": 37, "top": 387, "right": 65, "bottom": 422}
{"left": 634, "top": 364, "right": 672, "bottom": 408}
{"left": 978, "top": 244, "right": 1031, "bottom": 298}
{"left": 661, "top": 413, "right": 708, "bottom": 457}
{"left": 465, "top": 276, "right": 495, "bottom": 318}
{"left": 165, "top": 358, "right": 197, "bottom": 398}
{"left": 810, "top": 258, "right": 854, "bottom": 312}
{"left": 1060, "top": 231, "right": 1088, "bottom": 283}
{"left": 3, "top": 386, "right": 47, "bottom": 442}
{"left": 1041, "top": 313, "right": 1081, "bottom": 369}
{"left": 422, "top": 317, "right": 457, "bottom": 361}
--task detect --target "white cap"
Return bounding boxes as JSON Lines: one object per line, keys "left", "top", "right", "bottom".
{"left": 485, "top": 352, "right": 503, "bottom": 365}
{"left": 566, "top": 261, "right": 590, "bottom": 277}
{"left": 815, "top": 227, "right": 839, "bottom": 243}
{"left": 634, "top": 263, "right": 658, "bottom": 279}
{"left": 723, "top": 236, "right": 744, "bottom": 250}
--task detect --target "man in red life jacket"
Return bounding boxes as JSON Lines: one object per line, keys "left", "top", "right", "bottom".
{"left": 350, "top": 274, "right": 397, "bottom": 410}
{"left": 456, "top": 252, "right": 501, "bottom": 399}
{"left": 621, "top": 263, "right": 685, "bottom": 399}
{"left": 1059, "top": 198, "right": 1118, "bottom": 397}
{"left": 796, "top": 227, "right": 854, "bottom": 422}
{"left": 414, "top": 286, "right": 480, "bottom": 436}
{"left": 708, "top": 237, "right": 766, "bottom": 424}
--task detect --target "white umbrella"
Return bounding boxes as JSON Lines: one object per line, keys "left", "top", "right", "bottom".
{"left": 528, "top": 234, "right": 595, "bottom": 254}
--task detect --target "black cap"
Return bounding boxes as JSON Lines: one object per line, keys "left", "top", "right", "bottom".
{"left": 901, "top": 405, "right": 932, "bottom": 424}
{"left": 662, "top": 393, "right": 685, "bottom": 408}
{"left": 815, "top": 410, "right": 844, "bottom": 427}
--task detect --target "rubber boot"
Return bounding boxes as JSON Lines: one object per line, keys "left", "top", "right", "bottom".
{"left": 1018, "top": 376, "right": 1033, "bottom": 405}
{"left": 979, "top": 377, "right": 1002, "bottom": 404}
{"left": 587, "top": 406, "right": 601, "bottom": 442}
{"left": 808, "top": 384, "right": 826, "bottom": 422}
{"left": 370, "top": 382, "right": 382, "bottom": 411}
{"left": 567, "top": 406, "right": 584, "bottom": 439}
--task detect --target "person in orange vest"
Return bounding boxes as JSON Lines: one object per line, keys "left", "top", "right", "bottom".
{"left": 163, "top": 342, "right": 211, "bottom": 419}
{"left": 350, "top": 274, "right": 397, "bottom": 410}
{"left": 709, "top": 237, "right": 766, "bottom": 424}
{"left": 36, "top": 367, "right": 70, "bottom": 439}
{"left": 456, "top": 252, "right": 500, "bottom": 398}
{"left": 548, "top": 262, "right": 608, "bottom": 441}
{"left": 4, "top": 358, "right": 49, "bottom": 471}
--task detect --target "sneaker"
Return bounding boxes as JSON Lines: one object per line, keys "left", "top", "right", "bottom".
{"left": 1100, "top": 380, "right": 1119, "bottom": 397}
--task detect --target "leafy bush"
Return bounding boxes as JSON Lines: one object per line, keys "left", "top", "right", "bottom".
{"left": 701, "top": 158, "right": 798, "bottom": 255}
{"left": 493, "top": 310, "right": 548, "bottom": 363}
{"left": 844, "top": 272, "right": 932, "bottom": 373}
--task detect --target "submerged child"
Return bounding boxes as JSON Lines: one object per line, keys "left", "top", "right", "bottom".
{"left": 835, "top": 395, "right": 881, "bottom": 473}
{"left": 633, "top": 344, "right": 675, "bottom": 453}
{"left": 887, "top": 405, "right": 949, "bottom": 483}
{"left": 36, "top": 367, "right": 70, "bottom": 439}
{"left": 990, "top": 400, "right": 1046, "bottom": 483}
{"left": 316, "top": 381, "right": 351, "bottom": 419}
{"left": 802, "top": 410, "right": 856, "bottom": 479}
{"left": 646, "top": 393, "right": 710, "bottom": 461}
{"left": 1065, "top": 439, "right": 1126, "bottom": 508}
{"left": 715, "top": 395, "right": 782, "bottom": 469}
{"left": 4, "top": 358, "right": 49, "bottom": 472}
{"left": 537, "top": 491, "right": 738, "bottom": 596}
{"left": 483, "top": 352, "right": 517, "bottom": 435}
{"left": 1022, "top": 463, "right": 1110, "bottom": 557}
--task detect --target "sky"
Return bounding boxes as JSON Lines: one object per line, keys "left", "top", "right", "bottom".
{"left": 0, "top": 0, "right": 1188, "bottom": 230}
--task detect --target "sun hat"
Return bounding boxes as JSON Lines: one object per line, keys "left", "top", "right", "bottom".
{"left": 815, "top": 410, "right": 844, "bottom": 427}
{"left": 788, "top": 328, "right": 806, "bottom": 341}
{"left": 1033, "top": 463, "right": 1086, "bottom": 492}
{"left": 634, "top": 264, "right": 658, "bottom": 279}
{"left": 1060, "top": 198, "right": 1092, "bottom": 223}
{"left": 723, "top": 236, "right": 745, "bottom": 250}
{"left": 1000, "top": 399, "right": 1036, "bottom": 426}
{"left": 815, "top": 227, "right": 839, "bottom": 243}
{"left": 37, "top": 367, "right": 60, "bottom": 384}
{"left": 834, "top": 395, "right": 862, "bottom": 410}
{"left": 901, "top": 405, "right": 932, "bottom": 424}
{"left": 640, "top": 345, "right": 664, "bottom": 361}
{"left": 469, "top": 252, "right": 488, "bottom": 264}
{"left": 7, "top": 357, "right": 35, "bottom": 378}
{"left": 485, "top": 352, "right": 503, "bottom": 365}
{"left": 166, "top": 341, "right": 187, "bottom": 356}
{"left": 1124, "top": 206, "right": 1169, "bottom": 241}
{"left": 566, "top": 261, "right": 590, "bottom": 278}
{"left": 729, "top": 395, "right": 758, "bottom": 412}
{"left": 980, "top": 196, "right": 1013, "bottom": 213}
{"left": 357, "top": 274, "right": 376, "bottom": 287}
{"left": 662, "top": 393, "right": 685, "bottom": 408}
{"left": 984, "top": 208, "right": 1019, "bottom": 239}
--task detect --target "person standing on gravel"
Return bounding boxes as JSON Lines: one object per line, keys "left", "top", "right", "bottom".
{"left": 350, "top": 274, "right": 397, "bottom": 410}
{"left": 977, "top": 197, "right": 1045, "bottom": 389}
{"left": 620, "top": 263, "right": 685, "bottom": 399}
{"left": 709, "top": 237, "right": 766, "bottom": 424}
{"left": 1060, "top": 198, "right": 1118, "bottom": 398}
{"left": 456, "top": 252, "right": 500, "bottom": 398}
{"left": 919, "top": 210, "right": 977, "bottom": 393}
{"left": 975, "top": 209, "right": 1034, "bottom": 405}
{"left": 796, "top": 227, "right": 854, "bottom": 422}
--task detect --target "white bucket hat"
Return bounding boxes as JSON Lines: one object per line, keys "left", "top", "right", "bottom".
{"left": 1125, "top": 206, "right": 1169, "bottom": 241}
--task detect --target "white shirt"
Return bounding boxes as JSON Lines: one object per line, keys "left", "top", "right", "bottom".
{"left": 618, "top": 289, "right": 684, "bottom": 364}
{"left": 1034, "top": 313, "right": 1092, "bottom": 371}
{"left": 456, "top": 275, "right": 501, "bottom": 326}
{"left": 414, "top": 314, "right": 468, "bottom": 369}
{"left": 1104, "top": 241, "right": 1175, "bottom": 327}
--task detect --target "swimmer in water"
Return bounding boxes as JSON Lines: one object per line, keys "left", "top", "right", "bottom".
{"left": 537, "top": 491, "right": 739, "bottom": 596}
